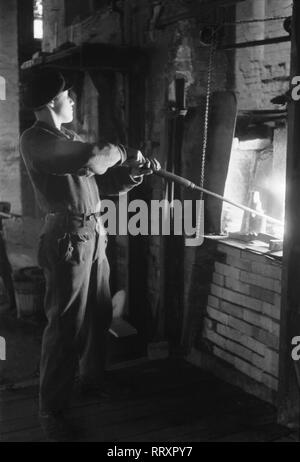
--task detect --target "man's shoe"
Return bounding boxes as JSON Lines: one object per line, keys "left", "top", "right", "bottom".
{"left": 39, "top": 411, "right": 77, "bottom": 442}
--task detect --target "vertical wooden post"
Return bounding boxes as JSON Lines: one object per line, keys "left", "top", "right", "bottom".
{"left": 18, "top": 0, "right": 40, "bottom": 218}
{"left": 128, "top": 66, "right": 149, "bottom": 355}
{"left": 164, "top": 77, "right": 186, "bottom": 351}
{"left": 278, "top": 1, "right": 300, "bottom": 428}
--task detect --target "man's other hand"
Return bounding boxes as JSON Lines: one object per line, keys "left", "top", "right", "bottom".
{"left": 89, "top": 143, "right": 122, "bottom": 174}
{"left": 128, "top": 157, "right": 161, "bottom": 179}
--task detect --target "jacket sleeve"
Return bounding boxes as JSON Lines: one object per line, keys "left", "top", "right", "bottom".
{"left": 20, "top": 128, "right": 124, "bottom": 176}
{"left": 95, "top": 166, "right": 143, "bottom": 196}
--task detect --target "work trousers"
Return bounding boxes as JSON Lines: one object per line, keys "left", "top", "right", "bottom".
{"left": 38, "top": 213, "right": 112, "bottom": 413}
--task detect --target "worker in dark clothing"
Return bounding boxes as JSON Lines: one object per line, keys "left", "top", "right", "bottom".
{"left": 20, "top": 69, "right": 156, "bottom": 441}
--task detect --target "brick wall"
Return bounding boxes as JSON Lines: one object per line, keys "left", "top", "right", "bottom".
{"left": 42, "top": 0, "right": 121, "bottom": 52}
{"left": 235, "top": 0, "right": 292, "bottom": 110}
{"left": 0, "top": 0, "right": 21, "bottom": 214}
{"left": 192, "top": 241, "right": 282, "bottom": 402}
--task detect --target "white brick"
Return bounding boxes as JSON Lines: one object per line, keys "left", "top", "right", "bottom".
{"left": 217, "top": 323, "right": 242, "bottom": 344}
{"left": 215, "top": 262, "right": 240, "bottom": 279}
{"left": 214, "top": 347, "right": 264, "bottom": 384}
{"left": 243, "top": 310, "right": 279, "bottom": 335}
{"left": 270, "top": 320, "right": 280, "bottom": 337}
{"left": 206, "top": 306, "right": 228, "bottom": 325}
{"left": 217, "top": 243, "right": 241, "bottom": 259}
{"left": 207, "top": 295, "right": 219, "bottom": 309}
{"left": 213, "top": 345, "right": 236, "bottom": 366}
{"left": 203, "top": 317, "right": 214, "bottom": 330}
{"left": 221, "top": 287, "right": 263, "bottom": 312}
{"left": 213, "top": 273, "right": 225, "bottom": 287}
{"left": 274, "top": 293, "right": 281, "bottom": 310}
{"left": 217, "top": 324, "right": 266, "bottom": 357}
{"left": 240, "top": 271, "right": 281, "bottom": 293}
{"left": 220, "top": 300, "right": 244, "bottom": 320}
{"left": 274, "top": 280, "right": 281, "bottom": 294}
{"left": 225, "top": 277, "right": 250, "bottom": 295}
{"left": 210, "top": 283, "right": 224, "bottom": 299}
{"left": 251, "top": 353, "right": 265, "bottom": 370}
{"left": 227, "top": 316, "right": 253, "bottom": 337}
{"left": 227, "top": 255, "right": 252, "bottom": 272}
{"left": 223, "top": 337, "right": 253, "bottom": 364}
{"left": 234, "top": 357, "right": 250, "bottom": 376}
{"left": 204, "top": 328, "right": 227, "bottom": 349}
{"left": 207, "top": 305, "right": 280, "bottom": 350}
{"left": 242, "top": 335, "right": 266, "bottom": 357}
{"left": 264, "top": 349, "right": 279, "bottom": 377}
{"left": 262, "top": 302, "right": 281, "bottom": 321}
{"left": 249, "top": 285, "right": 275, "bottom": 304}
{"left": 262, "top": 373, "right": 278, "bottom": 391}
{"left": 205, "top": 324, "right": 261, "bottom": 368}
{"left": 251, "top": 327, "right": 279, "bottom": 350}
{"left": 241, "top": 250, "right": 265, "bottom": 262}
{"left": 234, "top": 357, "right": 263, "bottom": 382}
{"left": 240, "top": 271, "right": 261, "bottom": 287}
{"left": 251, "top": 261, "right": 282, "bottom": 280}
{"left": 243, "top": 310, "right": 261, "bottom": 327}
{"left": 248, "top": 364, "right": 264, "bottom": 382}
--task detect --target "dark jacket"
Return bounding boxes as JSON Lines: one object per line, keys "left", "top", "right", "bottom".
{"left": 20, "top": 121, "right": 142, "bottom": 214}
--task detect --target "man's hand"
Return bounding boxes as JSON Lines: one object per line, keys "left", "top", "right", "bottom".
{"left": 147, "top": 157, "right": 161, "bottom": 172}
{"left": 124, "top": 147, "right": 146, "bottom": 164}
{"left": 77, "top": 167, "right": 95, "bottom": 177}
{"left": 88, "top": 143, "right": 122, "bottom": 175}
{"left": 127, "top": 157, "right": 161, "bottom": 179}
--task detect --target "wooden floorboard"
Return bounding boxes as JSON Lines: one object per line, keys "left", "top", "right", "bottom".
{"left": 0, "top": 359, "right": 296, "bottom": 442}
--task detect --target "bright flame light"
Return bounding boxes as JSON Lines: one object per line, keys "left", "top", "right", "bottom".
{"left": 34, "top": 19, "right": 43, "bottom": 39}
{"left": 272, "top": 176, "right": 286, "bottom": 201}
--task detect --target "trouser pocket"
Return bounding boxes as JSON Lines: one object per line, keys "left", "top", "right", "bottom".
{"left": 57, "top": 232, "right": 93, "bottom": 265}
{"left": 38, "top": 225, "right": 95, "bottom": 268}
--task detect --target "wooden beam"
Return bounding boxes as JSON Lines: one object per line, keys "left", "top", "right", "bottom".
{"left": 21, "top": 43, "right": 149, "bottom": 74}
{"left": 278, "top": 0, "right": 300, "bottom": 428}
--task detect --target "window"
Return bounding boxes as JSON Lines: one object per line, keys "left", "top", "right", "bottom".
{"left": 34, "top": 0, "right": 43, "bottom": 40}
{"left": 65, "top": 0, "right": 110, "bottom": 26}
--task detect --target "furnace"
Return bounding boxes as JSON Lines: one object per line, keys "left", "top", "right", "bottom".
{"left": 222, "top": 112, "right": 287, "bottom": 240}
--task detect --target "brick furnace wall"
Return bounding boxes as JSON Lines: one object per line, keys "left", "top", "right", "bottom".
{"left": 189, "top": 240, "right": 282, "bottom": 403}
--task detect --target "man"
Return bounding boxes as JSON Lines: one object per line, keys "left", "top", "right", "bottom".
{"left": 20, "top": 68, "right": 156, "bottom": 441}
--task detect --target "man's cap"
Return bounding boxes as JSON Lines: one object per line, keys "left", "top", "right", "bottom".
{"left": 22, "top": 68, "right": 73, "bottom": 110}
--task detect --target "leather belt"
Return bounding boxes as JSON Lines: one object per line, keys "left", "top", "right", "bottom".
{"left": 46, "top": 211, "right": 101, "bottom": 224}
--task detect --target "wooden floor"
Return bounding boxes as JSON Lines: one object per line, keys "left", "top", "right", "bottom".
{"left": 0, "top": 359, "right": 298, "bottom": 442}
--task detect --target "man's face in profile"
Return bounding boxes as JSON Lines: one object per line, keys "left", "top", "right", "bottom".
{"left": 52, "top": 90, "right": 74, "bottom": 124}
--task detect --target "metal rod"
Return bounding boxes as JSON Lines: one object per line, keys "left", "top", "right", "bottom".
{"left": 220, "top": 35, "right": 290, "bottom": 50}
{"left": 154, "top": 168, "right": 284, "bottom": 227}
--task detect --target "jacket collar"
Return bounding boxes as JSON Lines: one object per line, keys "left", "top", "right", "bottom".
{"left": 34, "top": 120, "right": 73, "bottom": 139}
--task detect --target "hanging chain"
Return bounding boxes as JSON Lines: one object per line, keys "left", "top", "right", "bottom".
{"left": 196, "top": 31, "right": 216, "bottom": 238}
{"left": 200, "top": 34, "right": 216, "bottom": 196}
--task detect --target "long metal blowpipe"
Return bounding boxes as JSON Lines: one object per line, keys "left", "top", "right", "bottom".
{"left": 153, "top": 167, "right": 284, "bottom": 227}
